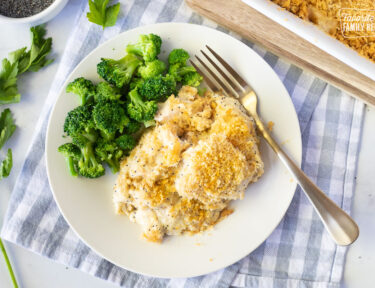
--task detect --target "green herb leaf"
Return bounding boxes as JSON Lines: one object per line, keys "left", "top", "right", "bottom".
{"left": 0, "top": 59, "right": 20, "bottom": 105}
{"left": 8, "top": 47, "right": 29, "bottom": 74}
{"left": 104, "top": 2, "right": 120, "bottom": 27}
{"left": 87, "top": 0, "right": 120, "bottom": 29}
{"left": 28, "top": 25, "right": 54, "bottom": 72}
{"left": 0, "top": 25, "right": 54, "bottom": 105}
{"left": 0, "top": 149, "right": 13, "bottom": 180}
{"left": 6, "top": 26, "right": 54, "bottom": 75}
{"left": 0, "top": 108, "right": 16, "bottom": 150}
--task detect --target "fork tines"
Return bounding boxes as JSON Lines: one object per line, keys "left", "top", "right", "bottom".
{"left": 190, "top": 45, "right": 249, "bottom": 98}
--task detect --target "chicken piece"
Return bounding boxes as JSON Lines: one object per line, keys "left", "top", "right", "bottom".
{"left": 175, "top": 134, "right": 251, "bottom": 210}
{"left": 210, "top": 94, "right": 264, "bottom": 180}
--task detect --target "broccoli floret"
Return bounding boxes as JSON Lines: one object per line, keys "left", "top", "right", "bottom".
{"left": 138, "top": 75, "right": 176, "bottom": 102}
{"left": 126, "top": 34, "right": 162, "bottom": 62}
{"left": 72, "top": 134, "right": 105, "bottom": 178}
{"left": 127, "top": 88, "right": 158, "bottom": 123}
{"left": 95, "top": 138, "right": 123, "bottom": 174}
{"left": 129, "top": 78, "right": 145, "bottom": 90}
{"left": 167, "top": 49, "right": 203, "bottom": 87}
{"left": 92, "top": 100, "right": 129, "bottom": 141}
{"left": 66, "top": 77, "right": 96, "bottom": 105}
{"left": 125, "top": 120, "right": 141, "bottom": 134}
{"left": 116, "top": 134, "right": 137, "bottom": 151}
{"left": 183, "top": 71, "right": 203, "bottom": 87}
{"left": 63, "top": 104, "right": 97, "bottom": 142}
{"left": 169, "top": 64, "right": 202, "bottom": 87}
{"left": 95, "top": 82, "right": 122, "bottom": 102}
{"left": 168, "top": 64, "right": 195, "bottom": 81}
{"left": 168, "top": 48, "right": 190, "bottom": 66}
{"left": 97, "top": 54, "right": 142, "bottom": 88}
{"left": 58, "top": 143, "right": 81, "bottom": 177}
{"left": 137, "top": 59, "right": 166, "bottom": 79}
{"left": 62, "top": 104, "right": 103, "bottom": 178}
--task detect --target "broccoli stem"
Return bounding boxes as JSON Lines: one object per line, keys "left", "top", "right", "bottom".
{"left": 0, "top": 238, "right": 18, "bottom": 288}
{"left": 106, "top": 158, "right": 119, "bottom": 174}
{"left": 123, "top": 58, "right": 141, "bottom": 79}
{"left": 83, "top": 130, "right": 97, "bottom": 143}
{"left": 89, "top": 155, "right": 100, "bottom": 167}
{"left": 82, "top": 144, "right": 97, "bottom": 166}
{"left": 65, "top": 156, "right": 78, "bottom": 177}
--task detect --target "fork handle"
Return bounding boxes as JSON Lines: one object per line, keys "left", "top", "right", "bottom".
{"left": 254, "top": 115, "right": 359, "bottom": 246}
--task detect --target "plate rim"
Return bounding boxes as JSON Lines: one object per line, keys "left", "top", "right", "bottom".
{"left": 45, "top": 22, "right": 302, "bottom": 278}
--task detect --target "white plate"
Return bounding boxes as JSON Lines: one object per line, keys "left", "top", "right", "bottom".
{"left": 46, "top": 23, "right": 302, "bottom": 278}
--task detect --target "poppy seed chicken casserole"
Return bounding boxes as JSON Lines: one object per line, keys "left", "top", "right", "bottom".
{"left": 113, "top": 86, "right": 264, "bottom": 242}
{"left": 271, "top": 0, "right": 375, "bottom": 63}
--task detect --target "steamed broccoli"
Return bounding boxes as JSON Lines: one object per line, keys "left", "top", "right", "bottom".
{"left": 168, "top": 48, "right": 190, "bottom": 66}
{"left": 129, "top": 77, "right": 144, "bottom": 90}
{"left": 138, "top": 59, "right": 166, "bottom": 79}
{"left": 97, "top": 54, "right": 142, "bottom": 88}
{"left": 169, "top": 65, "right": 202, "bottom": 87}
{"left": 58, "top": 143, "right": 81, "bottom": 177}
{"left": 66, "top": 77, "right": 96, "bottom": 105}
{"left": 168, "top": 64, "right": 194, "bottom": 81}
{"left": 168, "top": 48, "right": 203, "bottom": 87}
{"left": 126, "top": 34, "right": 162, "bottom": 62}
{"left": 126, "top": 88, "right": 158, "bottom": 123}
{"left": 63, "top": 105, "right": 103, "bottom": 178}
{"left": 63, "top": 104, "right": 97, "bottom": 142}
{"left": 182, "top": 71, "right": 203, "bottom": 87}
{"left": 62, "top": 104, "right": 105, "bottom": 178}
{"left": 95, "top": 82, "right": 122, "bottom": 102}
{"left": 72, "top": 134, "right": 105, "bottom": 178}
{"left": 125, "top": 120, "right": 141, "bottom": 134}
{"left": 138, "top": 75, "right": 176, "bottom": 102}
{"left": 116, "top": 134, "right": 137, "bottom": 151}
{"left": 95, "top": 138, "right": 123, "bottom": 174}
{"left": 92, "top": 100, "right": 129, "bottom": 141}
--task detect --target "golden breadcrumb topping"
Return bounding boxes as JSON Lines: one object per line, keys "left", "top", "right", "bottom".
{"left": 176, "top": 134, "right": 251, "bottom": 210}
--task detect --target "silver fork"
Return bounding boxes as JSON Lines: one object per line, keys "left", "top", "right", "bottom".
{"left": 191, "top": 45, "right": 359, "bottom": 246}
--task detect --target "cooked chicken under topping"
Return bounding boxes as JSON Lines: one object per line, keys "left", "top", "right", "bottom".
{"left": 113, "top": 86, "right": 264, "bottom": 242}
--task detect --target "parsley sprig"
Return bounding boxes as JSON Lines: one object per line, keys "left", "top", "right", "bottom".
{"left": 87, "top": 0, "right": 120, "bottom": 29}
{"left": 0, "top": 149, "right": 12, "bottom": 180}
{"left": 0, "top": 108, "right": 15, "bottom": 179}
{"left": 0, "top": 108, "right": 16, "bottom": 150}
{"left": 0, "top": 25, "right": 54, "bottom": 105}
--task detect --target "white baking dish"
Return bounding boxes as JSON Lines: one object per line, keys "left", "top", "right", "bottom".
{"left": 242, "top": 0, "right": 375, "bottom": 81}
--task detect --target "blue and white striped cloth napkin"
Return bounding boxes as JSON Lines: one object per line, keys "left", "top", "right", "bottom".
{"left": 1, "top": 1, "right": 364, "bottom": 287}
